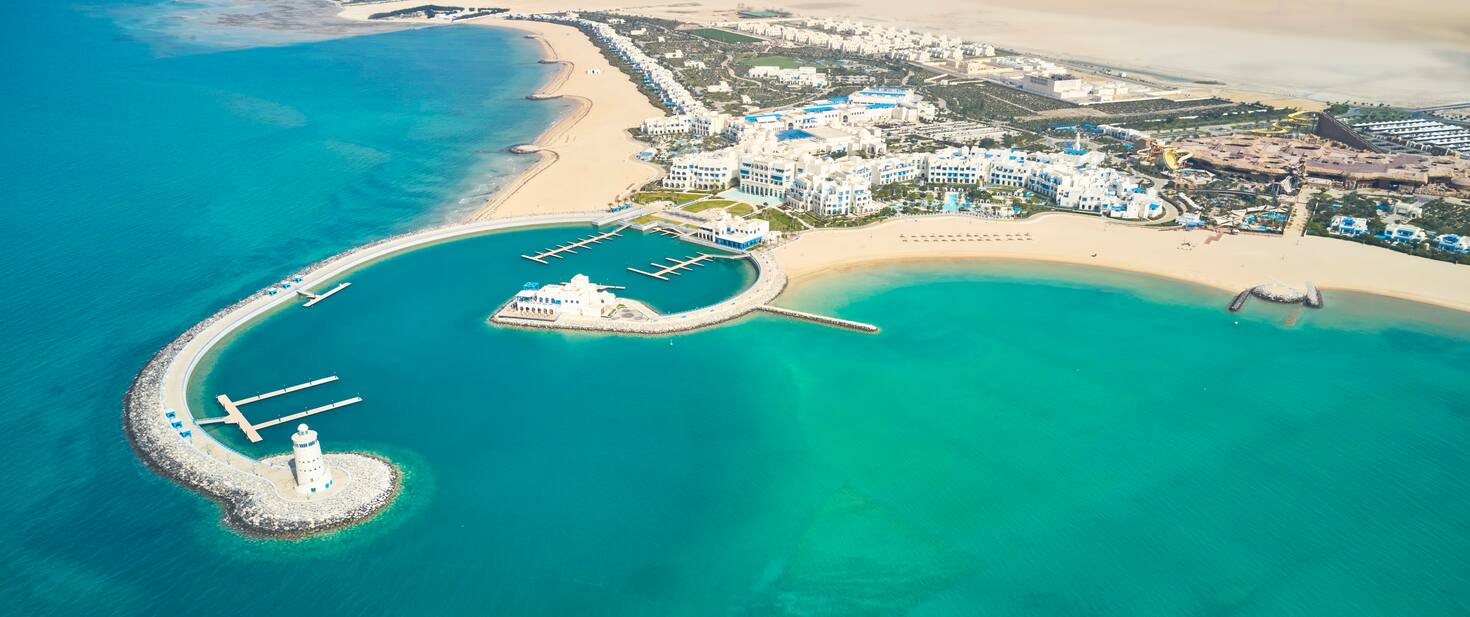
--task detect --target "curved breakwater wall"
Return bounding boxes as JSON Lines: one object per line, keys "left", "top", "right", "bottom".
{"left": 124, "top": 212, "right": 627, "bottom": 537}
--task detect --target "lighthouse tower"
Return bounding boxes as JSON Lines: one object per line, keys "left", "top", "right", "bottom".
{"left": 291, "top": 424, "right": 333, "bottom": 494}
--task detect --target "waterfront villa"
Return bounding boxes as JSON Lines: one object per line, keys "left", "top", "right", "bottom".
{"left": 1437, "top": 233, "right": 1470, "bottom": 253}
{"left": 1383, "top": 223, "right": 1427, "bottom": 244}
{"left": 507, "top": 275, "right": 617, "bottom": 319}
{"left": 1329, "top": 215, "right": 1371, "bottom": 237}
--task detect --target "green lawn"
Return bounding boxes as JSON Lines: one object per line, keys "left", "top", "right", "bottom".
{"left": 680, "top": 200, "right": 755, "bottom": 216}
{"left": 738, "top": 55, "right": 801, "bottom": 69}
{"left": 752, "top": 208, "right": 803, "bottom": 232}
{"left": 631, "top": 191, "right": 707, "bottom": 205}
{"left": 689, "top": 28, "right": 762, "bottom": 44}
{"left": 683, "top": 199, "right": 742, "bottom": 213}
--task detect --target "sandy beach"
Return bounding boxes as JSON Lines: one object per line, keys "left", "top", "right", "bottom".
{"left": 335, "top": 5, "right": 665, "bottom": 220}
{"left": 467, "top": 18, "right": 665, "bottom": 219}
{"left": 774, "top": 215, "right": 1470, "bottom": 314}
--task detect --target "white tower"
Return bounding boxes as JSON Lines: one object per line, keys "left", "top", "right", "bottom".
{"left": 291, "top": 423, "right": 333, "bottom": 494}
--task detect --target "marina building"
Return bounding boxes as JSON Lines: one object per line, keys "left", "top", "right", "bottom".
{"left": 508, "top": 274, "right": 617, "bottom": 319}
{"left": 692, "top": 212, "right": 772, "bottom": 249}
{"left": 291, "top": 424, "right": 333, "bottom": 494}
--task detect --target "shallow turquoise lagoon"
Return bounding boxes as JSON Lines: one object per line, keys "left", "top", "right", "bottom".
{"left": 185, "top": 233, "right": 1470, "bottom": 616}
{"left": 3, "top": 0, "right": 1470, "bottom": 614}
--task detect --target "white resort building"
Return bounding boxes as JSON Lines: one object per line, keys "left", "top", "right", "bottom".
{"left": 924, "top": 147, "right": 1161, "bottom": 219}
{"left": 747, "top": 65, "right": 829, "bottom": 89}
{"left": 508, "top": 274, "right": 617, "bottom": 319}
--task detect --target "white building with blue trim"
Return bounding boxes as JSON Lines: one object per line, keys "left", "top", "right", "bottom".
{"left": 1329, "top": 215, "right": 1371, "bottom": 237}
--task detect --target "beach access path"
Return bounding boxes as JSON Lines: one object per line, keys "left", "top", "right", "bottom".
{"left": 774, "top": 214, "right": 1470, "bottom": 313}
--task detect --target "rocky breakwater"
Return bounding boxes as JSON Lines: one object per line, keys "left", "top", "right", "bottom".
{"left": 125, "top": 213, "right": 613, "bottom": 536}
{"left": 123, "top": 293, "right": 400, "bottom": 538}
{"left": 1251, "top": 282, "right": 1309, "bottom": 304}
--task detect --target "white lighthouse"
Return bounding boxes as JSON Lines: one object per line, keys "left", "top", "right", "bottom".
{"left": 291, "top": 423, "right": 333, "bottom": 494}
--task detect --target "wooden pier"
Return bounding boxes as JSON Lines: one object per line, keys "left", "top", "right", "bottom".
{"left": 205, "top": 376, "right": 359, "bottom": 443}
{"left": 299, "top": 282, "right": 350, "bottom": 307}
{"left": 521, "top": 226, "right": 628, "bottom": 264}
{"left": 628, "top": 254, "right": 717, "bottom": 280}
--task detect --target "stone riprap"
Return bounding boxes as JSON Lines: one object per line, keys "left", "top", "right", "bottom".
{"left": 125, "top": 212, "right": 624, "bottom": 537}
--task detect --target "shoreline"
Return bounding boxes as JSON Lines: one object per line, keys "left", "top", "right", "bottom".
{"left": 773, "top": 215, "right": 1470, "bottom": 316}
{"left": 466, "top": 17, "right": 664, "bottom": 221}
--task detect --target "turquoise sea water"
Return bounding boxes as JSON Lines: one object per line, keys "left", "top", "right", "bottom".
{"left": 3, "top": 2, "right": 1470, "bottom": 616}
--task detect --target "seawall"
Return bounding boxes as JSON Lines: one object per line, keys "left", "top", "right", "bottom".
{"left": 125, "top": 211, "right": 630, "bottom": 537}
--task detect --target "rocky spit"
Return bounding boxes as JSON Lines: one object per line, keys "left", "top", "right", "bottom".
{"left": 124, "top": 212, "right": 618, "bottom": 538}
{"left": 1251, "top": 283, "right": 1309, "bottom": 304}
{"left": 123, "top": 299, "right": 400, "bottom": 538}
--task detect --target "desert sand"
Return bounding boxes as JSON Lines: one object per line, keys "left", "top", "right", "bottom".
{"left": 339, "top": 0, "right": 1470, "bottom": 108}
{"left": 774, "top": 214, "right": 1470, "bottom": 313}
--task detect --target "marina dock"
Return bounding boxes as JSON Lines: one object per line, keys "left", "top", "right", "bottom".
{"left": 521, "top": 226, "right": 628, "bottom": 264}
{"left": 205, "top": 376, "right": 358, "bottom": 443}
{"left": 628, "top": 254, "right": 717, "bottom": 280}
{"left": 299, "top": 282, "right": 350, "bottom": 307}
{"left": 756, "top": 305, "right": 879, "bottom": 333}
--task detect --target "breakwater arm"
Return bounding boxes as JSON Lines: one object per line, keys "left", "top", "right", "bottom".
{"left": 125, "top": 212, "right": 626, "bottom": 537}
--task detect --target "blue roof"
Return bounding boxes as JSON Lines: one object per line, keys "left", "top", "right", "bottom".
{"left": 803, "top": 105, "right": 836, "bottom": 113}
{"left": 866, "top": 103, "right": 897, "bottom": 109}
{"left": 776, "top": 129, "right": 814, "bottom": 141}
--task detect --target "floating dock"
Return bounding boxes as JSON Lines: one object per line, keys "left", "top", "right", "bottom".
{"left": 756, "top": 305, "right": 879, "bottom": 333}
{"left": 204, "top": 376, "right": 359, "bottom": 443}
{"left": 299, "top": 282, "right": 350, "bottom": 307}
{"left": 521, "top": 226, "right": 628, "bottom": 264}
{"left": 628, "top": 254, "right": 718, "bottom": 280}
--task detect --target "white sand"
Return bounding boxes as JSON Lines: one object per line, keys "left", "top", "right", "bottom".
{"left": 774, "top": 214, "right": 1470, "bottom": 313}
{"left": 465, "top": 18, "right": 665, "bottom": 220}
